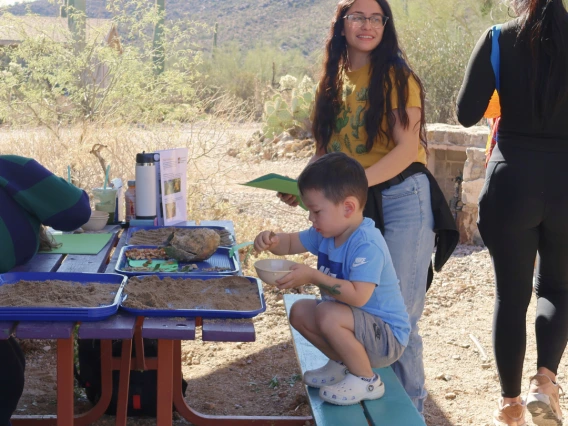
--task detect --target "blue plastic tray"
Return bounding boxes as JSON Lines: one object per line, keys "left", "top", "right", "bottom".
{"left": 0, "top": 272, "right": 127, "bottom": 321}
{"left": 120, "top": 274, "right": 266, "bottom": 319}
{"left": 124, "top": 225, "right": 234, "bottom": 248}
{"left": 115, "top": 245, "right": 240, "bottom": 277}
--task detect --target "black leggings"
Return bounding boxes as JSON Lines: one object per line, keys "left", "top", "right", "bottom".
{"left": 478, "top": 145, "right": 568, "bottom": 398}
{"left": 0, "top": 337, "right": 25, "bottom": 426}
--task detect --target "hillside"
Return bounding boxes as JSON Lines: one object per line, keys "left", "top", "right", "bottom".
{"left": 5, "top": 0, "right": 339, "bottom": 55}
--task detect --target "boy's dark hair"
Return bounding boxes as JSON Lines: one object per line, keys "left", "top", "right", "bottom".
{"left": 298, "top": 152, "right": 368, "bottom": 207}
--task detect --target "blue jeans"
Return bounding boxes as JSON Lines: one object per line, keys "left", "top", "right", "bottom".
{"left": 381, "top": 173, "right": 435, "bottom": 415}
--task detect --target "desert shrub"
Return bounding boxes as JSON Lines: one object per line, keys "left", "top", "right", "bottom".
{"left": 0, "top": 0, "right": 207, "bottom": 128}
{"left": 0, "top": 1, "right": 251, "bottom": 211}
{"left": 197, "top": 42, "right": 314, "bottom": 118}
{"left": 394, "top": 0, "right": 508, "bottom": 123}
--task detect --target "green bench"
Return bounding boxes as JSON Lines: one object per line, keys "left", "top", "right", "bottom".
{"left": 283, "top": 294, "right": 426, "bottom": 426}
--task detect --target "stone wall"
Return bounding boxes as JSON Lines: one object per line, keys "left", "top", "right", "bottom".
{"left": 425, "top": 123, "right": 489, "bottom": 246}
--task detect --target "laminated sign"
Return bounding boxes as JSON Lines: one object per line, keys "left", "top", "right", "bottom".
{"left": 154, "top": 148, "right": 189, "bottom": 225}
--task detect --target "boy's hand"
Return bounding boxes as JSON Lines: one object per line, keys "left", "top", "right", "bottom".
{"left": 277, "top": 192, "right": 299, "bottom": 208}
{"left": 276, "top": 264, "right": 314, "bottom": 290}
{"left": 253, "top": 230, "right": 279, "bottom": 253}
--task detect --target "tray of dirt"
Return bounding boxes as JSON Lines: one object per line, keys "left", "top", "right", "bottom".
{"left": 120, "top": 274, "right": 266, "bottom": 319}
{"left": 125, "top": 226, "right": 234, "bottom": 248}
{"left": 0, "top": 272, "right": 127, "bottom": 321}
{"left": 115, "top": 245, "right": 239, "bottom": 276}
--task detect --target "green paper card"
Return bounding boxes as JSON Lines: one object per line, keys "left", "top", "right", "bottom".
{"left": 39, "top": 233, "right": 113, "bottom": 255}
{"left": 128, "top": 259, "right": 179, "bottom": 272}
{"left": 241, "top": 173, "right": 307, "bottom": 210}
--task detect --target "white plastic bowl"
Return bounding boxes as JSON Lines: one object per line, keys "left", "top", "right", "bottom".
{"left": 81, "top": 211, "right": 109, "bottom": 231}
{"left": 254, "top": 259, "right": 298, "bottom": 286}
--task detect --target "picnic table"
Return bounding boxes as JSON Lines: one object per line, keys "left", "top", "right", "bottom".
{"left": 5, "top": 220, "right": 312, "bottom": 426}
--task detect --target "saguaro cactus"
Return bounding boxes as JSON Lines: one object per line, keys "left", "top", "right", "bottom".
{"left": 152, "top": 0, "right": 165, "bottom": 75}
{"left": 351, "top": 105, "right": 365, "bottom": 138}
{"left": 335, "top": 105, "right": 350, "bottom": 133}
{"left": 67, "top": 0, "right": 86, "bottom": 53}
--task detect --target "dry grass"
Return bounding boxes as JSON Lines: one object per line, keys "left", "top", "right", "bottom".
{"left": 0, "top": 121, "right": 240, "bottom": 209}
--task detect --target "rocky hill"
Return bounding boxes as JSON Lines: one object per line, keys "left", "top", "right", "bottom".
{"left": 5, "top": 0, "right": 339, "bottom": 54}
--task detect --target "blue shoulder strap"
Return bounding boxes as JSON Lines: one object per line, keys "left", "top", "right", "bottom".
{"left": 491, "top": 24, "right": 502, "bottom": 93}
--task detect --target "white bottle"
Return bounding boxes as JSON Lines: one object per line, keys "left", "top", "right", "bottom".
{"left": 135, "top": 152, "right": 157, "bottom": 219}
{"left": 125, "top": 180, "right": 136, "bottom": 222}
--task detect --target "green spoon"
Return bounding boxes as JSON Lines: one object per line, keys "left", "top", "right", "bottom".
{"left": 229, "top": 241, "right": 254, "bottom": 258}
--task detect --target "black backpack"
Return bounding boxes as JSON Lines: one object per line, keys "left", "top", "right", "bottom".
{"left": 75, "top": 339, "right": 188, "bottom": 417}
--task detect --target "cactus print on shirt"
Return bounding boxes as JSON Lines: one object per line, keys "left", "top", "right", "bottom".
{"left": 329, "top": 63, "right": 427, "bottom": 168}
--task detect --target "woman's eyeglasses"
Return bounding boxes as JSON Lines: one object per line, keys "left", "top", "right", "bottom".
{"left": 344, "top": 14, "right": 389, "bottom": 29}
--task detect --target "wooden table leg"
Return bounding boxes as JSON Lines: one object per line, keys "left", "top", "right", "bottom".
{"left": 133, "top": 317, "right": 146, "bottom": 371}
{"left": 57, "top": 337, "right": 74, "bottom": 426}
{"left": 157, "top": 339, "right": 174, "bottom": 426}
{"left": 171, "top": 341, "right": 311, "bottom": 426}
{"left": 75, "top": 340, "right": 113, "bottom": 426}
{"left": 14, "top": 340, "right": 115, "bottom": 426}
{"left": 114, "top": 339, "right": 132, "bottom": 426}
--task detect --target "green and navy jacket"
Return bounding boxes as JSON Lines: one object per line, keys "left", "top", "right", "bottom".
{"left": 0, "top": 155, "right": 90, "bottom": 273}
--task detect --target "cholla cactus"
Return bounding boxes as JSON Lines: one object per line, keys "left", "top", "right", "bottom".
{"left": 279, "top": 75, "right": 297, "bottom": 91}
{"left": 297, "top": 75, "right": 314, "bottom": 94}
{"left": 263, "top": 75, "right": 316, "bottom": 139}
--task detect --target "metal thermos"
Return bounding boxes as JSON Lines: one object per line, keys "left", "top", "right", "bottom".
{"left": 135, "top": 152, "right": 157, "bottom": 219}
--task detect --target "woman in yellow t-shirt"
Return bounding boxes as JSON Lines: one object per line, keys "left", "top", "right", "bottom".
{"left": 278, "top": 0, "right": 458, "bottom": 417}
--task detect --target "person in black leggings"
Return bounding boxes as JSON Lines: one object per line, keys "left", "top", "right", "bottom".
{"left": 457, "top": 1, "right": 568, "bottom": 425}
{"left": 0, "top": 338, "right": 25, "bottom": 426}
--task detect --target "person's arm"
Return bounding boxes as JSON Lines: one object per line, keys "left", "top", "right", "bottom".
{"left": 276, "top": 240, "right": 381, "bottom": 307}
{"left": 253, "top": 231, "right": 306, "bottom": 255}
{"left": 274, "top": 263, "right": 375, "bottom": 306}
{"left": 456, "top": 27, "right": 495, "bottom": 127}
{"left": 302, "top": 270, "right": 376, "bottom": 307}
{"left": 0, "top": 156, "right": 91, "bottom": 231}
{"left": 364, "top": 106, "right": 422, "bottom": 186}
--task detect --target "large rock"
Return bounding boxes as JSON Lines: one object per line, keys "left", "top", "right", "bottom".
{"left": 463, "top": 148, "right": 486, "bottom": 181}
{"left": 458, "top": 204, "right": 484, "bottom": 246}
{"left": 164, "top": 228, "right": 220, "bottom": 262}
{"left": 461, "top": 178, "right": 484, "bottom": 205}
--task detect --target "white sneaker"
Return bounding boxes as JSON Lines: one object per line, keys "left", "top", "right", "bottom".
{"left": 493, "top": 398, "right": 527, "bottom": 426}
{"left": 527, "top": 374, "right": 563, "bottom": 426}
{"left": 319, "top": 373, "right": 385, "bottom": 406}
{"left": 303, "top": 359, "right": 348, "bottom": 388}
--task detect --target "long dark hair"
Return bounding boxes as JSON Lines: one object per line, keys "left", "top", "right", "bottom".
{"left": 513, "top": 0, "right": 568, "bottom": 119}
{"left": 312, "top": 0, "right": 427, "bottom": 154}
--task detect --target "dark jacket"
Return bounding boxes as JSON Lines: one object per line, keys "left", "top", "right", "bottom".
{"left": 363, "top": 162, "right": 460, "bottom": 290}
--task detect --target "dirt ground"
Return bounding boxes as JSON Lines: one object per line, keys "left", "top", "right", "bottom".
{"left": 13, "top": 125, "right": 568, "bottom": 425}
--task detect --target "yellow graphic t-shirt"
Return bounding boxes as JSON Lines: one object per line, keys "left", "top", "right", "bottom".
{"left": 327, "top": 63, "right": 427, "bottom": 168}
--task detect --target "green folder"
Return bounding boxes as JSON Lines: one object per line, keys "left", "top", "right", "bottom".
{"left": 38, "top": 233, "right": 113, "bottom": 255}
{"left": 241, "top": 173, "right": 307, "bottom": 210}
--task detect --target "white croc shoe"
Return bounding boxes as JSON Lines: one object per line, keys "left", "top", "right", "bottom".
{"left": 319, "top": 373, "right": 385, "bottom": 406}
{"left": 303, "top": 359, "right": 348, "bottom": 388}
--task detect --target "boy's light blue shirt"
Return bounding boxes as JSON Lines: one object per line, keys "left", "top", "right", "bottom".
{"left": 299, "top": 217, "right": 410, "bottom": 346}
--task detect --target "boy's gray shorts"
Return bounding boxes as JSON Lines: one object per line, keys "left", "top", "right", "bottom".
{"left": 350, "top": 306, "right": 405, "bottom": 369}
